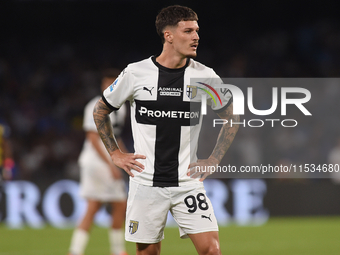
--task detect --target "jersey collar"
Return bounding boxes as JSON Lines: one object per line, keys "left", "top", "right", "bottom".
{"left": 151, "top": 56, "right": 190, "bottom": 73}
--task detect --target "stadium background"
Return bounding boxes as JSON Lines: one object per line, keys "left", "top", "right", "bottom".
{"left": 1, "top": 0, "right": 340, "bottom": 254}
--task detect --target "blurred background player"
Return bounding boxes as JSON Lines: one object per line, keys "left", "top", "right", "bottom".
{"left": 0, "top": 117, "right": 15, "bottom": 182}
{"left": 68, "top": 69, "right": 129, "bottom": 255}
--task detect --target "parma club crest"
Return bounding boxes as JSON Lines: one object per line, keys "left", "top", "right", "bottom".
{"left": 186, "top": 85, "right": 197, "bottom": 99}
{"left": 129, "top": 220, "right": 139, "bottom": 234}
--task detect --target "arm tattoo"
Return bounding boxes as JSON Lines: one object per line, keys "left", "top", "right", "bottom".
{"left": 211, "top": 102, "right": 240, "bottom": 163}
{"left": 93, "top": 98, "right": 119, "bottom": 154}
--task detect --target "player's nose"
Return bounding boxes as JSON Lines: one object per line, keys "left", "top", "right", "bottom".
{"left": 194, "top": 31, "right": 199, "bottom": 40}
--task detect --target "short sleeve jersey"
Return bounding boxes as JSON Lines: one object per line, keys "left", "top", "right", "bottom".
{"left": 103, "top": 56, "right": 232, "bottom": 187}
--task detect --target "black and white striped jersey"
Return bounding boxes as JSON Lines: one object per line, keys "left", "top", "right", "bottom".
{"left": 102, "top": 56, "right": 232, "bottom": 187}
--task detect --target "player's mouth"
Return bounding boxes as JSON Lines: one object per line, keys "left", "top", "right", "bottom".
{"left": 190, "top": 43, "right": 198, "bottom": 50}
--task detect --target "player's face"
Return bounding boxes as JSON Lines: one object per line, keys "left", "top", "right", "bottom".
{"left": 171, "top": 20, "right": 199, "bottom": 58}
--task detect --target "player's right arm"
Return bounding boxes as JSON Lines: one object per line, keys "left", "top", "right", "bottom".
{"left": 93, "top": 98, "right": 145, "bottom": 177}
{"left": 86, "top": 131, "right": 122, "bottom": 179}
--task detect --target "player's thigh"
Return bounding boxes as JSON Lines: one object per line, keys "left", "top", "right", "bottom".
{"left": 125, "top": 182, "right": 171, "bottom": 244}
{"left": 170, "top": 184, "right": 218, "bottom": 238}
{"left": 85, "top": 199, "right": 102, "bottom": 215}
{"left": 189, "top": 231, "right": 221, "bottom": 255}
{"left": 111, "top": 200, "right": 127, "bottom": 215}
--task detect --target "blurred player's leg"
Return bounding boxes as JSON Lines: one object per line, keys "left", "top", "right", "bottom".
{"left": 109, "top": 201, "right": 128, "bottom": 255}
{"left": 136, "top": 242, "right": 161, "bottom": 255}
{"left": 68, "top": 200, "right": 101, "bottom": 255}
{"left": 188, "top": 231, "right": 221, "bottom": 255}
{"left": 68, "top": 229, "right": 89, "bottom": 255}
{"left": 78, "top": 200, "right": 102, "bottom": 231}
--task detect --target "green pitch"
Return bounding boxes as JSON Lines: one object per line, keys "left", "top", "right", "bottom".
{"left": 0, "top": 217, "right": 339, "bottom": 255}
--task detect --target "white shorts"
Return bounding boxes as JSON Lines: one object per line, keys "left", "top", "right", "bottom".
{"left": 125, "top": 181, "right": 218, "bottom": 243}
{"left": 79, "top": 158, "right": 127, "bottom": 202}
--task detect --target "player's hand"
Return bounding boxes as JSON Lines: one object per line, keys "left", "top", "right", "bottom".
{"left": 111, "top": 150, "right": 146, "bottom": 177}
{"left": 109, "top": 164, "right": 122, "bottom": 180}
{"left": 187, "top": 157, "right": 219, "bottom": 181}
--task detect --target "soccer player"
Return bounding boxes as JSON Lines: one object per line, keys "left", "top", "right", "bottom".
{"left": 68, "top": 69, "right": 129, "bottom": 255}
{"left": 93, "top": 5, "right": 239, "bottom": 255}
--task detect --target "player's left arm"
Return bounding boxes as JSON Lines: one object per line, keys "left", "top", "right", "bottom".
{"left": 188, "top": 102, "right": 239, "bottom": 181}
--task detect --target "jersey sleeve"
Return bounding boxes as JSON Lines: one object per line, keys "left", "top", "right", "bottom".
{"left": 102, "top": 65, "right": 134, "bottom": 111}
{"left": 208, "top": 69, "right": 233, "bottom": 113}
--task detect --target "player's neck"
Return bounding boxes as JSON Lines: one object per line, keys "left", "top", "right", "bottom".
{"left": 156, "top": 49, "right": 187, "bottom": 69}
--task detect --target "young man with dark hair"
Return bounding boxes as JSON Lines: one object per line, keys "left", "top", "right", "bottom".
{"left": 93, "top": 5, "right": 239, "bottom": 255}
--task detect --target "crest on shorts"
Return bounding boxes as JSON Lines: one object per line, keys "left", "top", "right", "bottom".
{"left": 186, "top": 85, "right": 197, "bottom": 99}
{"left": 129, "top": 220, "right": 139, "bottom": 234}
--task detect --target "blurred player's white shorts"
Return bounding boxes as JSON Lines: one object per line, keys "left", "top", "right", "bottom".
{"left": 78, "top": 158, "right": 126, "bottom": 202}
{"left": 125, "top": 180, "right": 218, "bottom": 243}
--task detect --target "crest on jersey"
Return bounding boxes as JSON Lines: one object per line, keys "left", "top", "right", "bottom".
{"left": 186, "top": 85, "right": 197, "bottom": 99}
{"left": 129, "top": 220, "right": 139, "bottom": 234}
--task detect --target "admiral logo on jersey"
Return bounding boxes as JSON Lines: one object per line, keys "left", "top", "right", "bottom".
{"left": 158, "top": 87, "right": 182, "bottom": 96}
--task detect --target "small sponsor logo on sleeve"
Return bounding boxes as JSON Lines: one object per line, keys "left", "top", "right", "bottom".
{"left": 109, "top": 79, "right": 119, "bottom": 92}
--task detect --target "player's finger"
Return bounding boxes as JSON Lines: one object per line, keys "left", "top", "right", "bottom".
{"left": 189, "top": 168, "right": 204, "bottom": 179}
{"left": 187, "top": 166, "right": 196, "bottom": 176}
{"left": 129, "top": 163, "right": 144, "bottom": 173}
{"left": 133, "top": 154, "right": 146, "bottom": 160}
{"left": 123, "top": 167, "right": 134, "bottom": 177}
{"left": 188, "top": 162, "right": 198, "bottom": 169}
{"left": 131, "top": 160, "right": 145, "bottom": 170}
{"left": 193, "top": 171, "right": 205, "bottom": 179}
{"left": 190, "top": 163, "right": 205, "bottom": 175}
{"left": 199, "top": 172, "right": 210, "bottom": 182}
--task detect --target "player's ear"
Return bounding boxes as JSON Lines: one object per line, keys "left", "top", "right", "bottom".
{"left": 163, "top": 29, "right": 173, "bottom": 44}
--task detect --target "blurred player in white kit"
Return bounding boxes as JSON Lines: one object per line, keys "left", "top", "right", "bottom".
{"left": 68, "top": 68, "right": 129, "bottom": 255}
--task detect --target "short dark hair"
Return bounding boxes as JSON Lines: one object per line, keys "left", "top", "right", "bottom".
{"left": 155, "top": 5, "right": 198, "bottom": 44}
{"left": 101, "top": 68, "right": 121, "bottom": 79}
